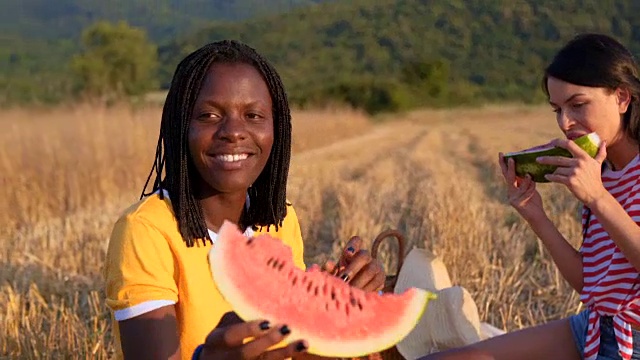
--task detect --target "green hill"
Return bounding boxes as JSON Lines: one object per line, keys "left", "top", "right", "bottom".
{"left": 159, "top": 0, "right": 640, "bottom": 112}
{"left": 4, "top": 0, "right": 640, "bottom": 110}
{"left": 0, "top": 0, "right": 330, "bottom": 105}
{"left": 0, "top": 0, "right": 327, "bottom": 41}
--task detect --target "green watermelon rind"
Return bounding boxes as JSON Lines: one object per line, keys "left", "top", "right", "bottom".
{"left": 209, "top": 221, "right": 437, "bottom": 358}
{"left": 502, "top": 132, "right": 601, "bottom": 183}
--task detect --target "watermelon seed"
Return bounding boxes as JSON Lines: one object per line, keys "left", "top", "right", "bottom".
{"left": 357, "top": 300, "right": 363, "bottom": 311}
{"left": 325, "top": 303, "right": 330, "bottom": 311}
{"left": 350, "top": 297, "right": 357, "bottom": 307}
{"left": 277, "top": 262, "right": 284, "bottom": 271}
{"left": 267, "top": 257, "right": 274, "bottom": 266}
{"left": 292, "top": 276, "right": 298, "bottom": 286}
{"left": 306, "top": 281, "right": 313, "bottom": 292}
{"left": 314, "top": 286, "right": 319, "bottom": 296}
{"left": 331, "top": 290, "right": 336, "bottom": 300}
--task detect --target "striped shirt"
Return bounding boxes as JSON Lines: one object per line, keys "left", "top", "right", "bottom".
{"left": 580, "top": 154, "right": 640, "bottom": 360}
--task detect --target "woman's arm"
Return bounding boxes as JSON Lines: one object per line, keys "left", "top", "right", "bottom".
{"left": 587, "top": 191, "right": 640, "bottom": 271}
{"left": 499, "top": 153, "right": 583, "bottom": 292}
{"left": 119, "top": 305, "right": 181, "bottom": 360}
{"left": 524, "top": 213, "right": 583, "bottom": 292}
{"left": 540, "top": 139, "right": 640, "bottom": 272}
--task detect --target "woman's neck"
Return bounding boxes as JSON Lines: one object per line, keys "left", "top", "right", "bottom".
{"left": 197, "top": 190, "right": 247, "bottom": 233}
{"left": 607, "top": 136, "right": 639, "bottom": 171}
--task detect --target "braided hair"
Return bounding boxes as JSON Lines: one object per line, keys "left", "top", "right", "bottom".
{"left": 141, "top": 40, "right": 292, "bottom": 247}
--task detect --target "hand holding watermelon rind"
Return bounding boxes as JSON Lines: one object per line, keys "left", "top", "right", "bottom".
{"left": 498, "top": 152, "right": 546, "bottom": 223}
{"left": 498, "top": 132, "right": 605, "bottom": 220}
{"left": 535, "top": 137, "right": 609, "bottom": 207}
{"left": 501, "top": 132, "right": 601, "bottom": 183}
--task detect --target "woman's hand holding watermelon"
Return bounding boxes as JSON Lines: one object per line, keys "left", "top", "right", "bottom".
{"left": 321, "top": 236, "right": 386, "bottom": 292}
{"left": 536, "top": 138, "right": 608, "bottom": 207}
{"left": 197, "top": 312, "right": 309, "bottom": 359}
{"left": 498, "top": 153, "right": 546, "bottom": 222}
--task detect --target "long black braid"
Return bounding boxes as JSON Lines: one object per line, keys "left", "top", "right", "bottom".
{"left": 140, "top": 40, "right": 292, "bottom": 247}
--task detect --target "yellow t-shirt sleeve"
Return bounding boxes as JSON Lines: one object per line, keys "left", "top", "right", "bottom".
{"left": 104, "top": 213, "right": 179, "bottom": 314}
{"left": 287, "top": 205, "right": 306, "bottom": 271}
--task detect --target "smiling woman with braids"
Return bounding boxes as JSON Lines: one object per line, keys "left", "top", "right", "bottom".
{"left": 103, "top": 40, "right": 385, "bottom": 360}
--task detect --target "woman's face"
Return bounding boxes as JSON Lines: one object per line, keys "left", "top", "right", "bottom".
{"left": 187, "top": 62, "right": 274, "bottom": 197}
{"left": 547, "top": 76, "right": 630, "bottom": 146}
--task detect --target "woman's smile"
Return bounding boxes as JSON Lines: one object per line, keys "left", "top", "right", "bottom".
{"left": 207, "top": 152, "right": 256, "bottom": 171}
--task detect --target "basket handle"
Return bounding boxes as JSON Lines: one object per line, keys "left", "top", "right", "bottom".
{"left": 371, "top": 229, "right": 406, "bottom": 277}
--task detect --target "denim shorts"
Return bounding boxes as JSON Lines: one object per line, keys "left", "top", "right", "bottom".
{"left": 570, "top": 309, "right": 640, "bottom": 360}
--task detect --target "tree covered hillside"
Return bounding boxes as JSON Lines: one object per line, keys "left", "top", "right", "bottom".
{"left": 0, "top": 0, "right": 328, "bottom": 41}
{"left": 160, "top": 0, "right": 640, "bottom": 111}
{"left": 3, "top": 0, "right": 640, "bottom": 111}
{"left": 0, "top": 0, "right": 330, "bottom": 104}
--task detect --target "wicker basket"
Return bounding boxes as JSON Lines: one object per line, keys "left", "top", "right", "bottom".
{"left": 349, "top": 229, "right": 408, "bottom": 360}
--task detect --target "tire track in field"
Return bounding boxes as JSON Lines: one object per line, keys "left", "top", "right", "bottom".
{"left": 287, "top": 121, "right": 433, "bottom": 266}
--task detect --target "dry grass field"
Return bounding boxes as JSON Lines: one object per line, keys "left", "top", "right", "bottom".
{"left": 0, "top": 103, "right": 585, "bottom": 359}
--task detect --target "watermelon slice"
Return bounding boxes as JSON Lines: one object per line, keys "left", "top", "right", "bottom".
{"left": 208, "top": 221, "right": 435, "bottom": 357}
{"left": 502, "top": 132, "right": 601, "bottom": 182}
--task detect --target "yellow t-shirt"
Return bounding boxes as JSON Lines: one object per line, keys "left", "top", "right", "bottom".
{"left": 104, "top": 192, "right": 306, "bottom": 360}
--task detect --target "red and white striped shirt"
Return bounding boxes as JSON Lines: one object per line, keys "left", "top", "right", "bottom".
{"left": 580, "top": 154, "right": 640, "bottom": 360}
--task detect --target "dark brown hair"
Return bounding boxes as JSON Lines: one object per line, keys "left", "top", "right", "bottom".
{"left": 543, "top": 33, "right": 640, "bottom": 144}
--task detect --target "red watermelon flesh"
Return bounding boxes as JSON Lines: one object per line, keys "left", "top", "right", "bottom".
{"left": 208, "top": 220, "right": 434, "bottom": 357}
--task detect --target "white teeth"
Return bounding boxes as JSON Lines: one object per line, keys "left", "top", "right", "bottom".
{"left": 216, "top": 154, "right": 249, "bottom": 162}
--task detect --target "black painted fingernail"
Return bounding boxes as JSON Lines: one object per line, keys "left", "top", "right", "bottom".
{"left": 340, "top": 273, "right": 350, "bottom": 282}
{"left": 280, "top": 325, "right": 291, "bottom": 335}
{"left": 296, "top": 342, "right": 307, "bottom": 352}
{"left": 259, "top": 321, "right": 270, "bottom": 330}
{"left": 346, "top": 246, "right": 355, "bottom": 254}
